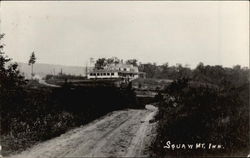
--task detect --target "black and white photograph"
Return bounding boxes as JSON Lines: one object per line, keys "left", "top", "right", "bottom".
{"left": 0, "top": 1, "right": 249, "bottom": 157}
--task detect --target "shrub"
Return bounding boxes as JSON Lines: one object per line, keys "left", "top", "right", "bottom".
{"left": 151, "top": 77, "right": 249, "bottom": 157}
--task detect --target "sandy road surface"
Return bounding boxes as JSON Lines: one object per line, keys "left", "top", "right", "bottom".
{"left": 9, "top": 105, "right": 158, "bottom": 158}
{"left": 39, "top": 80, "right": 60, "bottom": 87}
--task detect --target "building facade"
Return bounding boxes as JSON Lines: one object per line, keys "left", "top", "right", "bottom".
{"left": 87, "top": 63, "right": 145, "bottom": 81}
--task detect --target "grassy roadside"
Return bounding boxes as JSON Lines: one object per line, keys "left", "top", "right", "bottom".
{"left": 1, "top": 83, "right": 138, "bottom": 156}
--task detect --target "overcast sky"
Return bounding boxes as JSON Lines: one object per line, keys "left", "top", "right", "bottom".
{"left": 1, "top": 1, "right": 249, "bottom": 68}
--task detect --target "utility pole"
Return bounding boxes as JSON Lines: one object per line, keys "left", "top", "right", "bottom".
{"left": 85, "top": 63, "right": 88, "bottom": 78}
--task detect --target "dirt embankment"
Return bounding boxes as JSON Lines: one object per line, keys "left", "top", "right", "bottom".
{"left": 8, "top": 105, "right": 158, "bottom": 158}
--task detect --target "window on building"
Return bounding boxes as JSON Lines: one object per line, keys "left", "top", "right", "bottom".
{"left": 107, "top": 73, "right": 110, "bottom": 76}
{"left": 111, "top": 73, "right": 114, "bottom": 76}
{"left": 97, "top": 73, "right": 100, "bottom": 76}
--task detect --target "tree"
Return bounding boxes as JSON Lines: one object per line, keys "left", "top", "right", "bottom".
{"left": 139, "top": 63, "right": 157, "bottom": 78}
{"left": 94, "top": 58, "right": 107, "bottom": 70}
{"left": 106, "top": 57, "right": 120, "bottom": 65}
{"left": 0, "top": 34, "right": 25, "bottom": 91}
{"left": 0, "top": 34, "right": 10, "bottom": 73}
{"left": 126, "top": 59, "right": 138, "bottom": 66}
{"left": 112, "top": 57, "right": 120, "bottom": 65}
{"left": 1, "top": 34, "right": 26, "bottom": 133}
{"left": 28, "top": 51, "right": 36, "bottom": 79}
{"left": 192, "top": 62, "right": 205, "bottom": 81}
{"left": 106, "top": 58, "right": 114, "bottom": 65}
{"left": 160, "top": 63, "right": 169, "bottom": 78}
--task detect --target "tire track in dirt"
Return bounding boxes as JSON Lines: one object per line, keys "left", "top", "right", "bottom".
{"left": 8, "top": 106, "right": 158, "bottom": 158}
{"left": 68, "top": 110, "right": 142, "bottom": 157}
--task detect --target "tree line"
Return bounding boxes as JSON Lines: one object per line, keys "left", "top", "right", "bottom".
{"left": 94, "top": 57, "right": 138, "bottom": 70}
{"left": 93, "top": 57, "right": 249, "bottom": 87}
{"left": 139, "top": 62, "right": 249, "bottom": 84}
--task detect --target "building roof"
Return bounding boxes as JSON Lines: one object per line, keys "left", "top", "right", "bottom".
{"left": 87, "top": 62, "right": 142, "bottom": 75}
{"left": 89, "top": 69, "right": 139, "bottom": 74}
{"left": 105, "top": 63, "right": 139, "bottom": 72}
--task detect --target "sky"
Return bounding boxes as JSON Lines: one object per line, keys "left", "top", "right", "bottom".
{"left": 1, "top": 1, "right": 249, "bottom": 68}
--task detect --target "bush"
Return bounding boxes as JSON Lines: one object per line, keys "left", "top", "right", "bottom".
{"left": 151, "top": 77, "right": 249, "bottom": 157}
{"left": 1, "top": 83, "right": 137, "bottom": 156}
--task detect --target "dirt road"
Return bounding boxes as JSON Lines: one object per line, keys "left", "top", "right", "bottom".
{"left": 38, "top": 80, "right": 60, "bottom": 87}
{"left": 9, "top": 105, "right": 158, "bottom": 158}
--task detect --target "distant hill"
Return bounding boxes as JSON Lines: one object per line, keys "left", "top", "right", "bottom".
{"left": 16, "top": 62, "right": 86, "bottom": 79}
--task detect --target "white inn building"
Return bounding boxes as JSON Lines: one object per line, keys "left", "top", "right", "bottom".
{"left": 87, "top": 63, "right": 145, "bottom": 81}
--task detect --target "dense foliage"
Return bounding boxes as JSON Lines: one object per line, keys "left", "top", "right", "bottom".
{"left": 1, "top": 33, "right": 27, "bottom": 136}
{"left": 0, "top": 34, "right": 26, "bottom": 92}
{"left": 151, "top": 65, "right": 249, "bottom": 157}
{"left": 1, "top": 35, "right": 138, "bottom": 156}
{"left": 1, "top": 84, "right": 137, "bottom": 156}
{"left": 94, "top": 57, "right": 138, "bottom": 70}
{"left": 139, "top": 62, "right": 249, "bottom": 83}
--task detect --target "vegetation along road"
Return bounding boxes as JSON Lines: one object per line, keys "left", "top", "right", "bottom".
{"left": 8, "top": 105, "right": 158, "bottom": 158}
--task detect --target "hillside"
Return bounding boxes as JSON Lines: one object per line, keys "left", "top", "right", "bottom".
{"left": 16, "top": 62, "right": 86, "bottom": 79}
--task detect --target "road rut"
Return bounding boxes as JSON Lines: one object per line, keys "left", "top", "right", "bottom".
{"left": 9, "top": 106, "right": 157, "bottom": 158}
